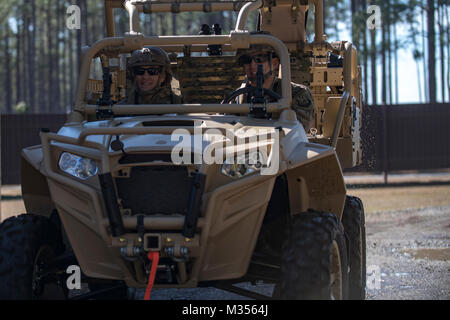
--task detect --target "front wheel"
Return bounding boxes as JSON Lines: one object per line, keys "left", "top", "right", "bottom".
{"left": 0, "top": 214, "right": 67, "bottom": 300}
{"left": 275, "top": 210, "right": 349, "bottom": 300}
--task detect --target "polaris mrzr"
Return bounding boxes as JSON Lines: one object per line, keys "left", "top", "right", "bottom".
{"left": 0, "top": 0, "right": 366, "bottom": 300}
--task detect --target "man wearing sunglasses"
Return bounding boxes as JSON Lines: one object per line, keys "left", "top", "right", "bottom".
{"left": 120, "top": 47, "right": 182, "bottom": 105}
{"left": 236, "top": 44, "right": 315, "bottom": 131}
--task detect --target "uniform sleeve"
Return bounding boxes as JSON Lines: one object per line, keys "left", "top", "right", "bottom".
{"left": 291, "top": 83, "right": 315, "bottom": 132}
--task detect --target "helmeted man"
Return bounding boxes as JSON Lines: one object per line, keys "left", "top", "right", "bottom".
{"left": 235, "top": 44, "right": 315, "bottom": 131}
{"left": 121, "top": 46, "right": 182, "bottom": 104}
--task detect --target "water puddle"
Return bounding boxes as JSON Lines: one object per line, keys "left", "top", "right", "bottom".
{"left": 401, "top": 248, "right": 450, "bottom": 261}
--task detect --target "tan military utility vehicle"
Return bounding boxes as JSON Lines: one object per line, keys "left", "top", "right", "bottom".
{"left": 0, "top": 0, "right": 366, "bottom": 300}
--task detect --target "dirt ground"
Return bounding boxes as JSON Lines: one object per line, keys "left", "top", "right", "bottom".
{"left": 347, "top": 184, "right": 450, "bottom": 214}
{"left": 1, "top": 180, "right": 450, "bottom": 300}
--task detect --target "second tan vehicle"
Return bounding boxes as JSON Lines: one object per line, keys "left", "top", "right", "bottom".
{"left": 0, "top": 0, "right": 366, "bottom": 300}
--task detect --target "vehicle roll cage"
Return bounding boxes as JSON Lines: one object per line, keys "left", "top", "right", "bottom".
{"left": 71, "top": 0, "right": 351, "bottom": 138}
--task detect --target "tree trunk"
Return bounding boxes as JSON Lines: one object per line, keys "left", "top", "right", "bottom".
{"left": 63, "top": 29, "right": 68, "bottom": 111}
{"left": 444, "top": 7, "right": 450, "bottom": 101}
{"left": 47, "top": 0, "right": 54, "bottom": 111}
{"left": 387, "top": 3, "right": 392, "bottom": 104}
{"left": 82, "top": 0, "right": 89, "bottom": 45}
{"left": 228, "top": 11, "right": 234, "bottom": 32}
{"left": 362, "top": 0, "right": 368, "bottom": 106}
{"left": 421, "top": 4, "right": 428, "bottom": 102}
{"left": 370, "top": 28, "right": 377, "bottom": 105}
{"left": 172, "top": 13, "right": 177, "bottom": 35}
{"left": 426, "top": 0, "right": 436, "bottom": 103}
{"left": 437, "top": 1, "right": 446, "bottom": 102}
{"left": 54, "top": 0, "right": 62, "bottom": 112}
{"left": 145, "top": 13, "right": 153, "bottom": 35}
{"left": 15, "top": 18, "right": 22, "bottom": 105}
{"left": 76, "top": 0, "right": 82, "bottom": 73}
{"left": 159, "top": 13, "right": 166, "bottom": 35}
{"left": 37, "top": 2, "right": 46, "bottom": 112}
{"left": 22, "top": 11, "right": 29, "bottom": 109}
{"left": 4, "top": 26, "right": 12, "bottom": 113}
{"left": 334, "top": 2, "right": 340, "bottom": 40}
{"left": 393, "top": 2, "right": 399, "bottom": 104}
{"left": 381, "top": 19, "right": 386, "bottom": 104}
{"left": 69, "top": 27, "right": 75, "bottom": 107}
{"left": 351, "top": 0, "right": 358, "bottom": 51}
{"left": 217, "top": 11, "right": 225, "bottom": 31}
{"left": 28, "top": 0, "right": 36, "bottom": 112}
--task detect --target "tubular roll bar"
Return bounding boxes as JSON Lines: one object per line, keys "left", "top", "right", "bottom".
{"left": 330, "top": 42, "right": 354, "bottom": 149}
{"left": 124, "top": 1, "right": 259, "bottom": 35}
{"left": 73, "top": 32, "right": 292, "bottom": 118}
{"left": 80, "top": 0, "right": 328, "bottom": 123}
{"left": 120, "top": 0, "right": 323, "bottom": 38}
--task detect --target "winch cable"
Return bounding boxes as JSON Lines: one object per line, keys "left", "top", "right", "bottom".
{"left": 144, "top": 251, "right": 159, "bottom": 300}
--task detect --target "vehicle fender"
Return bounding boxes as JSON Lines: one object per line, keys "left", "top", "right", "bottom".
{"left": 21, "top": 145, "right": 55, "bottom": 217}
{"left": 283, "top": 142, "right": 346, "bottom": 219}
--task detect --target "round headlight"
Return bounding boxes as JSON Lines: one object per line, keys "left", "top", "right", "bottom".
{"left": 221, "top": 152, "right": 263, "bottom": 179}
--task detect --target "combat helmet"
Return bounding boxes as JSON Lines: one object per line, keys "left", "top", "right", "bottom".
{"left": 128, "top": 46, "right": 173, "bottom": 86}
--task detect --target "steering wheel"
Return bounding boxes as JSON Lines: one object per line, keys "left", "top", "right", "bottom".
{"left": 221, "top": 86, "right": 281, "bottom": 104}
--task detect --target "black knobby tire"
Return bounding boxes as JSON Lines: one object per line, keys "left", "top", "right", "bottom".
{"left": 342, "top": 196, "right": 366, "bottom": 300}
{"left": 276, "top": 210, "right": 349, "bottom": 300}
{"left": 0, "top": 214, "right": 66, "bottom": 300}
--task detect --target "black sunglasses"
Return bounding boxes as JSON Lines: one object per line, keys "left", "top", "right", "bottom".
{"left": 134, "top": 67, "right": 162, "bottom": 76}
{"left": 238, "top": 54, "right": 270, "bottom": 66}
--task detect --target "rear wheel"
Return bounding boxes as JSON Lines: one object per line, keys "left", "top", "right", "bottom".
{"left": 275, "top": 210, "right": 349, "bottom": 299}
{"left": 0, "top": 214, "right": 67, "bottom": 300}
{"left": 342, "top": 196, "right": 366, "bottom": 300}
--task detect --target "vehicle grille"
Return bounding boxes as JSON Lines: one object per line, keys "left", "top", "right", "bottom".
{"left": 115, "top": 166, "right": 192, "bottom": 215}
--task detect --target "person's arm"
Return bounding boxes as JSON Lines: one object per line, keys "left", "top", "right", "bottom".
{"left": 290, "top": 83, "right": 315, "bottom": 132}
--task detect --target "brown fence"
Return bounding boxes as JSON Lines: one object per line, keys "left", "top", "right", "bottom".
{"left": 350, "top": 103, "right": 450, "bottom": 173}
{"left": 1, "top": 114, "right": 67, "bottom": 185}
{"left": 1, "top": 103, "right": 450, "bottom": 184}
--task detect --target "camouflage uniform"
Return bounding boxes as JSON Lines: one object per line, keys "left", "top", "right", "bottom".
{"left": 122, "top": 86, "right": 183, "bottom": 105}
{"left": 119, "top": 47, "right": 182, "bottom": 105}
{"left": 236, "top": 44, "right": 315, "bottom": 131}
{"left": 273, "top": 77, "right": 315, "bottom": 131}
{"left": 238, "top": 77, "right": 315, "bottom": 131}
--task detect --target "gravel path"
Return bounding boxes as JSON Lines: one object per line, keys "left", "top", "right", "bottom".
{"left": 365, "top": 206, "right": 450, "bottom": 299}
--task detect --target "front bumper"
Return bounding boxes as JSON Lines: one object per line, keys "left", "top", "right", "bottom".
{"left": 40, "top": 128, "right": 276, "bottom": 288}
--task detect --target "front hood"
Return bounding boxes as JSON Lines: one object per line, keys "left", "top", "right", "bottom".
{"left": 57, "top": 115, "right": 306, "bottom": 156}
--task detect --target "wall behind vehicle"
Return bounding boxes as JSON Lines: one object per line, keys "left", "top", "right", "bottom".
{"left": 346, "top": 103, "right": 450, "bottom": 173}
{"left": 1, "top": 114, "right": 67, "bottom": 184}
